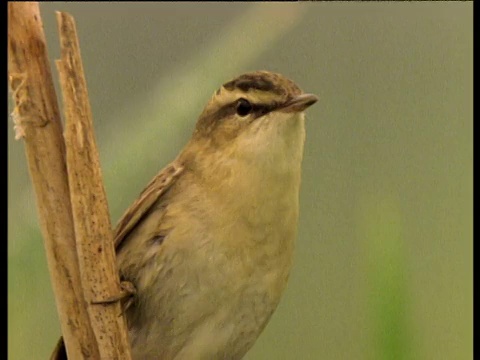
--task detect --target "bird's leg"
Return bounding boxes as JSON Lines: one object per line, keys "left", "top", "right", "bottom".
{"left": 91, "top": 280, "right": 136, "bottom": 316}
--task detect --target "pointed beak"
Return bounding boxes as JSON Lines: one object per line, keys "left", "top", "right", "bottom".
{"left": 279, "top": 93, "right": 318, "bottom": 113}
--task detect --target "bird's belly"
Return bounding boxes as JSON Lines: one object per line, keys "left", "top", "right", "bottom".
{"left": 170, "top": 256, "right": 291, "bottom": 360}
{"left": 129, "top": 226, "right": 294, "bottom": 360}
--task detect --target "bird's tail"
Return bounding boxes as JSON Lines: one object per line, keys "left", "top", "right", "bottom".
{"left": 50, "top": 337, "right": 67, "bottom": 360}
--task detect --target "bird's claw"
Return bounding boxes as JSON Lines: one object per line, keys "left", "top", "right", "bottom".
{"left": 91, "top": 281, "right": 136, "bottom": 316}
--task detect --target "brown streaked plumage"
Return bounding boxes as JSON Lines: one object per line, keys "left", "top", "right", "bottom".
{"left": 51, "top": 71, "right": 317, "bottom": 360}
{"left": 114, "top": 162, "right": 184, "bottom": 249}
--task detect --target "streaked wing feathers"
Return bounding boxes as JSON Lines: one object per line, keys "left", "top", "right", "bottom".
{"left": 49, "top": 161, "right": 184, "bottom": 360}
{"left": 114, "top": 161, "right": 184, "bottom": 249}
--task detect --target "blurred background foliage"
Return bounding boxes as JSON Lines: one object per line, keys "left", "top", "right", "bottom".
{"left": 8, "top": 2, "right": 472, "bottom": 360}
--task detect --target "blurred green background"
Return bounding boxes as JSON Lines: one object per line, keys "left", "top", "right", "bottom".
{"left": 8, "top": 2, "right": 472, "bottom": 359}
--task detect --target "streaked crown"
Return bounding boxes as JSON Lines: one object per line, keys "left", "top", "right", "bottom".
{"left": 222, "top": 71, "right": 302, "bottom": 100}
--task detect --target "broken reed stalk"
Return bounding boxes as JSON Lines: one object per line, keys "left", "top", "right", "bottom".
{"left": 8, "top": 2, "right": 131, "bottom": 359}
{"left": 7, "top": 3, "right": 98, "bottom": 358}
{"left": 56, "top": 11, "right": 131, "bottom": 359}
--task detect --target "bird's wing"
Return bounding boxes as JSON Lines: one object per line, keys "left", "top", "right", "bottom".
{"left": 50, "top": 160, "right": 184, "bottom": 360}
{"left": 114, "top": 161, "right": 184, "bottom": 249}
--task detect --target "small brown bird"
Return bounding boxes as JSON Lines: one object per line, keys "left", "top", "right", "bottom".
{"left": 53, "top": 70, "right": 317, "bottom": 359}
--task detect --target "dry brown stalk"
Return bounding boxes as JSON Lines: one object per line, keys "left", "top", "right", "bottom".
{"left": 8, "top": 2, "right": 131, "bottom": 359}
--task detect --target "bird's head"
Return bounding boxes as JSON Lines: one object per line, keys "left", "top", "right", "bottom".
{"left": 193, "top": 71, "right": 317, "bottom": 146}
{"left": 182, "top": 71, "right": 317, "bottom": 177}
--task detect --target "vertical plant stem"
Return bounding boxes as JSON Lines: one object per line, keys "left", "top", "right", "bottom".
{"left": 56, "top": 11, "right": 132, "bottom": 359}
{"left": 7, "top": 2, "right": 99, "bottom": 359}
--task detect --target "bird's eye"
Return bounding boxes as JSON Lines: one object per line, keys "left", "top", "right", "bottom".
{"left": 236, "top": 98, "right": 252, "bottom": 117}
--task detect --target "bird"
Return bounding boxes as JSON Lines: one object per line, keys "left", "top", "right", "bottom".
{"left": 52, "top": 70, "right": 317, "bottom": 360}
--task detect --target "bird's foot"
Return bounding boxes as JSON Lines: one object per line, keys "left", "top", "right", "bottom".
{"left": 91, "top": 280, "right": 136, "bottom": 316}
